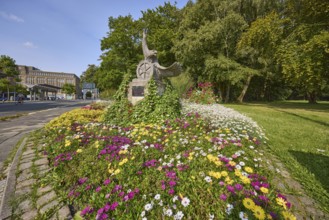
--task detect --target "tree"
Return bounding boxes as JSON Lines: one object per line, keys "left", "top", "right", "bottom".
{"left": 80, "top": 64, "right": 98, "bottom": 85}
{"left": 275, "top": 0, "right": 329, "bottom": 103}
{"left": 0, "top": 55, "right": 20, "bottom": 99}
{"left": 173, "top": 0, "right": 251, "bottom": 102}
{"left": 277, "top": 31, "right": 329, "bottom": 103}
{"left": 62, "top": 83, "right": 75, "bottom": 98}
{"left": 236, "top": 12, "right": 286, "bottom": 101}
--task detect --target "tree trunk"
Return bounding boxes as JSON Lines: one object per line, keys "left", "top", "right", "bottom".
{"left": 237, "top": 75, "right": 252, "bottom": 103}
{"left": 307, "top": 91, "right": 317, "bottom": 104}
{"left": 225, "top": 84, "right": 230, "bottom": 103}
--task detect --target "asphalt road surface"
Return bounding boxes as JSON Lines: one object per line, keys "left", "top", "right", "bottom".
{"left": 0, "top": 100, "right": 93, "bottom": 163}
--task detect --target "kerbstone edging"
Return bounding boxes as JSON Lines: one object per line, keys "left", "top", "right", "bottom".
{"left": 0, "top": 136, "right": 72, "bottom": 220}
{"left": 0, "top": 137, "right": 27, "bottom": 219}
{"left": 11, "top": 138, "right": 73, "bottom": 220}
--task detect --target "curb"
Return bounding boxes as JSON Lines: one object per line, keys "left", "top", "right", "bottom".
{"left": 0, "top": 137, "right": 27, "bottom": 219}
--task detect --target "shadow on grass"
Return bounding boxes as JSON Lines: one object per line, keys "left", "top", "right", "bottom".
{"left": 289, "top": 150, "right": 329, "bottom": 194}
{"left": 274, "top": 109, "right": 329, "bottom": 128}
{"left": 268, "top": 101, "right": 329, "bottom": 113}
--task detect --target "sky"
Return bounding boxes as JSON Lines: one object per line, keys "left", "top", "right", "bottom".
{"left": 0, "top": 0, "right": 189, "bottom": 77}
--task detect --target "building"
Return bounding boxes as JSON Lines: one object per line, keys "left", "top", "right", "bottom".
{"left": 17, "top": 65, "right": 81, "bottom": 100}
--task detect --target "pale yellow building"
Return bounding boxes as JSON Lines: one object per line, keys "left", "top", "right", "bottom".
{"left": 17, "top": 65, "right": 81, "bottom": 100}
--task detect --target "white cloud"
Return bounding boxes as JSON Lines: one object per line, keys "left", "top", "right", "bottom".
{"left": 0, "top": 11, "right": 24, "bottom": 23}
{"left": 23, "top": 41, "right": 37, "bottom": 48}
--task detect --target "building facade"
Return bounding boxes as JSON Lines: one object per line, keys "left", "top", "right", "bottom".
{"left": 17, "top": 65, "right": 81, "bottom": 99}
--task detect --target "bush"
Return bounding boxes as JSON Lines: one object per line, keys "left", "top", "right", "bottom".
{"left": 186, "top": 82, "right": 219, "bottom": 104}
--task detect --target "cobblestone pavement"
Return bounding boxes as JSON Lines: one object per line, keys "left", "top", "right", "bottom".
{"left": 1, "top": 137, "right": 72, "bottom": 220}
{"left": 263, "top": 150, "right": 329, "bottom": 220}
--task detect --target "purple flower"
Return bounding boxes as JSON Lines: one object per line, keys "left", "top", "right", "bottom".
{"left": 81, "top": 205, "right": 93, "bottom": 216}
{"left": 219, "top": 181, "right": 225, "bottom": 186}
{"left": 78, "top": 177, "right": 88, "bottom": 185}
{"left": 169, "top": 180, "right": 177, "bottom": 187}
{"left": 97, "top": 207, "right": 104, "bottom": 215}
{"left": 110, "top": 202, "right": 118, "bottom": 210}
{"left": 220, "top": 194, "right": 227, "bottom": 201}
{"left": 168, "top": 189, "right": 175, "bottom": 195}
{"left": 103, "top": 179, "right": 111, "bottom": 186}
{"left": 227, "top": 185, "right": 235, "bottom": 193}
{"left": 85, "top": 185, "right": 91, "bottom": 190}
{"left": 166, "top": 171, "right": 177, "bottom": 179}
{"left": 96, "top": 186, "right": 102, "bottom": 192}
{"left": 234, "top": 184, "right": 243, "bottom": 191}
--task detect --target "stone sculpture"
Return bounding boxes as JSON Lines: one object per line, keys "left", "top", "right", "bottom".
{"left": 129, "top": 30, "right": 182, "bottom": 105}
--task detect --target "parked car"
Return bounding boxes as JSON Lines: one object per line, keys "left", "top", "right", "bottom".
{"left": 0, "top": 97, "right": 8, "bottom": 102}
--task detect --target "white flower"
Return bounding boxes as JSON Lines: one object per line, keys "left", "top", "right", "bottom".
{"left": 144, "top": 203, "right": 153, "bottom": 211}
{"left": 154, "top": 194, "right": 161, "bottom": 200}
{"left": 141, "top": 211, "right": 145, "bottom": 217}
{"left": 181, "top": 197, "right": 190, "bottom": 207}
{"left": 226, "top": 203, "right": 234, "bottom": 215}
{"left": 176, "top": 155, "right": 181, "bottom": 160}
{"left": 239, "top": 161, "right": 245, "bottom": 166}
{"left": 239, "top": 211, "right": 248, "bottom": 220}
{"left": 209, "top": 213, "right": 215, "bottom": 220}
{"left": 173, "top": 195, "right": 179, "bottom": 202}
{"left": 204, "top": 176, "right": 212, "bottom": 183}
{"left": 142, "top": 218, "right": 147, "bottom": 220}
{"left": 165, "top": 208, "right": 173, "bottom": 216}
{"left": 159, "top": 200, "right": 163, "bottom": 206}
{"left": 235, "top": 165, "right": 242, "bottom": 170}
{"left": 174, "top": 211, "right": 184, "bottom": 220}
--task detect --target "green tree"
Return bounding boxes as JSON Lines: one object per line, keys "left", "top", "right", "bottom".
{"left": 236, "top": 12, "right": 286, "bottom": 101}
{"left": 81, "top": 64, "right": 98, "bottom": 85}
{"left": 62, "top": 83, "right": 76, "bottom": 98}
{"left": 0, "top": 55, "right": 20, "bottom": 99}
{"left": 174, "top": 0, "right": 252, "bottom": 102}
{"left": 275, "top": 0, "right": 329, "bottom": 103}
{"left": 97, "top": 2, "right": 182, "bottom": 92}
{"left": 98, "top": 15, "right": 141, "bottom": 91}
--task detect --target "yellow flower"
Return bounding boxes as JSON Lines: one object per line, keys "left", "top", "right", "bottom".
{"left": 235, "top": 169, "right": 242, "bottom": 177}
{"left": 221, "top": 171, "right": 228, "bottom": 177}
{"left": 241, "top": 176, "right": 251, "bottom": 184}
{"left": 119, "top": 150, "right": 127, "bottom": 155}
{"left": 244, "top": 166, "right": 253, "bottom": 173}
{"left": 214, "top": 161, "right": 222, "bottom": 166}
{"left": 76, "top": 149, "right": 83, "bottom": 153}
{"left": 65, "top": 139, "right": 71, "bottom": 147}
{"left": 114, "top": 169, "right": 121, "bottom": 175}
{"left": 276, "top": 197, "right": 287, "bottom": 210}
{"left": 282, "top": 211, "right": 296, "bottom": 220}
{"left": 190, "top": 176, "right": 195, "bottom": 180}
{"left": 253, "top": 205, "right": 266, "bottom": 220}
{"left": 108, "top": 168, "right": 114, "bottom": 174}
{"left": 94, "top": 140, "right": 100, "bottom": 149}
{"left": 228, "top": 161, "right": 236, "bottom": 166}
{"left": 242, "top": 198, "right": 255, "bottom": 210}
{"left": 260, "top": 187, "right": 269, "bottom": 194}
{"left": 119, "top": 158, "right": 128, "bottom": 166}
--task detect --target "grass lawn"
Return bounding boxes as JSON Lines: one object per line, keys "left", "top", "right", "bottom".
{"left": 224, "top": 101, "right": 329, "bottom": 212}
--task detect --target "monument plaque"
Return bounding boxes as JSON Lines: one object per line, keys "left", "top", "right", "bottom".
{"left": 132, "top": 86, "right": 144, "bottom": 97}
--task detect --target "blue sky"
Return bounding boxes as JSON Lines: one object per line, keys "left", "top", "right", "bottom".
{"left": 0, "top": 0, "right": 189, "bottom": 76}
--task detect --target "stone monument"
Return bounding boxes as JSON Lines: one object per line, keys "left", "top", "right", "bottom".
{"left": 128, "top": 30, "right": 182, "bottom": 105}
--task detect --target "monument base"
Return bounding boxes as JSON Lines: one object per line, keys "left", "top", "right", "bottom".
{"left": 128, "top": 78, "right": 149, "bottom": 105}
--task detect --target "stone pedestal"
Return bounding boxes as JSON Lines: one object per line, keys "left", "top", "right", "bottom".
{"left": 128, "top": 79, "right": 149, "bottom": 105}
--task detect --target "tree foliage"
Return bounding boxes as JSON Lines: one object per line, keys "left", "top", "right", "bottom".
{"left": 92, "top": 0, "right": 328, "bottom": 103}
{"left": 62, "top": 83, "right": 76, "bottom": 95}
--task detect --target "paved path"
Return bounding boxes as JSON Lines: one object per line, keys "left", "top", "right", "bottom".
{"left": 0, "top": 101, "right": 91, "bottom": 219}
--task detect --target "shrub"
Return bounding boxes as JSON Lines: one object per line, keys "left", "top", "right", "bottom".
{"left": 186, "top": 82, "right": 219, "bottom": 104}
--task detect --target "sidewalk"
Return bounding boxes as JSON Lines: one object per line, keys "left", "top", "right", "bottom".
{"left": 0, "top": 136, "right": 72, "bottom": 219}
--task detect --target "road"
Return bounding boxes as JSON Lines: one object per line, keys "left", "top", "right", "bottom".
{"left": 0, "top": 100, "right": 92, "bottom": 163}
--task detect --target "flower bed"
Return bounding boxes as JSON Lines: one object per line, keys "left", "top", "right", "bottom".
{"left": 40, "top": 103, "right": 296, "bottom": 220}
